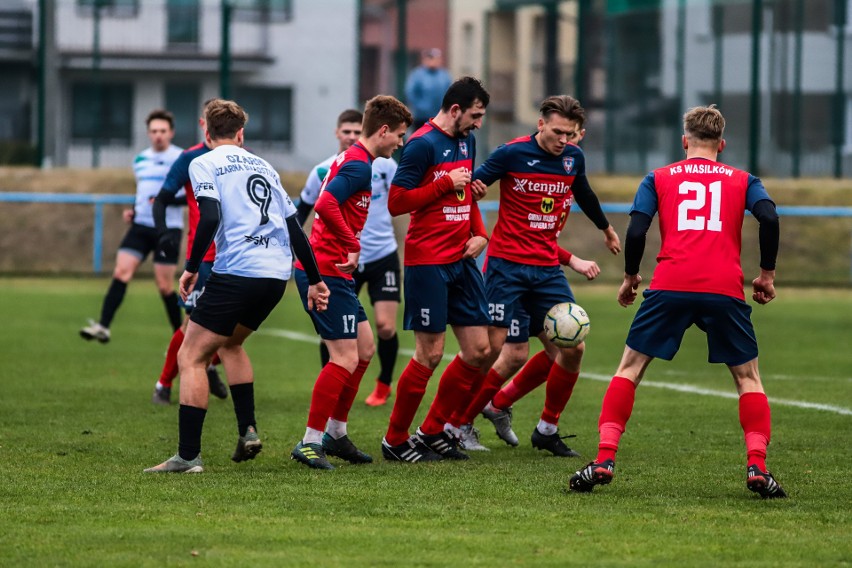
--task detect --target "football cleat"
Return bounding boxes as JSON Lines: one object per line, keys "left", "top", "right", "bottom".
{"left": 457, "top": 424, "right": 490, "bottom": 451}
{"left": 206, "top": 366, "right": 228, "bottom": 399}
{"left": 531, "top": 428, "right": 581, "bottom": 457}
{"left": 144, "top": 454, "right": 204, "bottom": 474}
{"left": 381, "top": 436, "right": 442, "bottom": 463}
{"left": 481, "top": 403, "right": 519, "bottom": 446}
{"left": 290, "top": 441, "right": 335, "bottom": 470}
{"left": 231, "top": 425, "right": 262, "bottom": 463}
{"left": 365, "top": 381, "right": 392, "bottom": 406}
{"left": 569, "top": 460, "right": 615, "bottom": 492}
{"left": 322, "top": 433, "right": 373, "bottom": 464}
{"left": 151, "top": 384, "right": 171, "bottom": 406}
{"left": 80, "top": 320, "right": 110, "bottom": 343}
{"left": 416, "top": 428, "right": 469, "bottom": 460}
{"left": 747, "top": 465, "right": 787, "bottom": 499}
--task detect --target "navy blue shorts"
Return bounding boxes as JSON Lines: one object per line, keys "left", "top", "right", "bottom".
{"left": 626, "top": 289, "right": 758, "bottom": 366}
{"left": 180, "top": 261, "right": 213, "bottom": 314}
{"left": 295, "top": 269, "right": 367, "bottom": 340}
{"left": 190, "top": 272, "right": 285, "bottom": 337}
{"left": 505, "top": 307, "right": 531, "bottom": 344}
{"left": 403, "top": 258, "right": 491, "bottom": 332}
{"left": 485, "top": 257, "right": 574, "bottom": 340}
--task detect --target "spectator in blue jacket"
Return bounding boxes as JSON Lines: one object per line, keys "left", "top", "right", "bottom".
{"left": 405, "top": 48, "right": 453, "bottom": 130}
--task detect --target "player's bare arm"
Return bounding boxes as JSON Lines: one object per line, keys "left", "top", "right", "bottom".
{"left": 752, "top": 269, "right": 776, "bottom": 305}
{"left": 603, "top": 225, "right": 621, "bottom": 255}
{"left": 618, "top": 273, "right": 642, "bottom": 307}
{"left": 470, "top": 179, "right": 488, "bottom": 201}
{"left": 306, "top": 281, "right": 330, "bottom": 312}
{"left": 122, "top": 209, "right": 134, "bottom": 224}
{"left": 567, "top": 255, "right": 600, "bottom": 280}
{"left": 335, "top": 250, "right": 360, "bottom": 274}
{"left": 448, "top": 167, "right": 472, "bottom": 190}
{"left": 178, "top": 270, "right": 198, "bottom": 302}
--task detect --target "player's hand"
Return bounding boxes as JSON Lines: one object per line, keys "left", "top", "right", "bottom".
{"left": 752, "top": 269, "right": 776, "bottom": 305}
{"left": 307, "top": 281, "right": 330, "bottom": 312}
{"left": 335, "top": 251, "right": 360, "bottom": 274}
{"left": 463, "top": 235, "right": 488, "bottom": 259}
{"left": 448, "top": 168, "right": 472, "bottom": 191}
{"left": 470, "top": 179, "right": 488, "bottom": 201}
{"left": 179, "top": 270, "right": 198, "bottom": 302}
{"left": 567, "top": 256, "right": 600, "bottom": 280}
{"left": 617, "top": 273, "right": 642, "bottom": 307}
{"left": 122, "top": 209, "right": 135, "bottom": 224}
{"left": 604, "top": 225, "right": 621, "bottom": 255}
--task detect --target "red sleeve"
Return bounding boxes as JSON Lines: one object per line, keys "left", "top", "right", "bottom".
{"left": 557, "top": 246, "right": 573, "bottom": 265}
{"left": 315, "top": 190, "right": 360, "bottom": 253}
{"left": 470, "top": 200, "right": 488, "bottom": 239}
{"left": 387, "top": 176, "right": 454, "bottom": 216}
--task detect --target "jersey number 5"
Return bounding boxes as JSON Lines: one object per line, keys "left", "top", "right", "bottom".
{"left": 247, "top": 174, "right": 272, "bottom": 226}
{"left": 678, "top": 180, "right": 722, "bottom": 232}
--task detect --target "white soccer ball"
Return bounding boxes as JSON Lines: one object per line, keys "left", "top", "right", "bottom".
{"left": 543, "top": 302, "right": 590, "bottom": 348}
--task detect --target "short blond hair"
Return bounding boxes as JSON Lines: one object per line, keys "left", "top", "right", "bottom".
{"left": 683, "top": 104, "right": 725, "bottom": 142}
{"left": 362, "top": 95, "right": 413, "bottom": 137}
{"left": 205, "top": 98, "right": 248, "bottom": 140}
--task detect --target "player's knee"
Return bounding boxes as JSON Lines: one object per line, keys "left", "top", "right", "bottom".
{"left": 376, "top": 320, "right": 396, "bottom": 340}
{"left": 463, "top": 342, "right": 491, "bottom": 368}
{"left": 113, "top": 266, "right": 133, "bottom": 282}
{"left": 332, "top": 351, "right": 360, "bottom": 373}
{"left": 558, "top": 342, "right": 585, "bottom": 365}
{"left": 156, "top": 281, "right": 174, "bottom": 296}
{"left": 418, "top": 349, "right": 444, "bottom": 369}
{"left": 359, "top": 341, "right": 376, "bottom": 362}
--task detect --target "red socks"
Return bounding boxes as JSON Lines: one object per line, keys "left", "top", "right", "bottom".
{"left": 739, "top": 391, "right": 771, "bottom": 471}
{"left": 158, "top": 327, "right": 184, "bottom": 388}
{"left": 386, "top": 359, "right": 434, "bottom": 446}
{"left": 540, "top": 364, "right": 580, "bottom": 425}
{"left": 596, "top": 376, "right": 637, "bottom": 463}
{"left": 492, "top": 350, "right": 552, "bottom": 410}
{"left": 420, "top": 356, "right": 481, "bottom": 435}
{"left": 454, "top": 368, "right": 506, "bottom": 426}
{"left": 306, "top": 362, "right": 351, "bottom": 432}
{"left": 331, "top": 359, "right": 370, "bottom": 423}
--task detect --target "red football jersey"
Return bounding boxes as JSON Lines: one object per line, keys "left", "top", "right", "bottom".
{"left": 391, "top": 121, "right": 480, "bottom": 266}
{"left": 296, "top": 143, "right": 373, "bottom": 280}
{"left": 649, "top": 159, "right": 751, "bottom": 299}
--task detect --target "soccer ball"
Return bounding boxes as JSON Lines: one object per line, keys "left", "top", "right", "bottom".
{"left": 543, "top": 302, "right": 590, "bottom": 348}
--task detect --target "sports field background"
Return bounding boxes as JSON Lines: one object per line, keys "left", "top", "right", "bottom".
{"left": 1, "top": 278, "right": 849, "bottom": 566}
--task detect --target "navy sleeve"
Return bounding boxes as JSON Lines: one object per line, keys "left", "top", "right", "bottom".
{"left": 391, "top": 137, "right": 432, "bottom": 190}
{"left": 630, "top": 173, "right": 658, "bottom": 218}
{"left": 745, "top": 175, "right": 773, "bottom": 211}
{"left": 473, "top": 144, "right": 509, "bottom": 186}
{"left": 161, "top": 152, "right": 191, "bottom": 195}
{"left": 325, "top": 161, "right": 372, "bottom": 204}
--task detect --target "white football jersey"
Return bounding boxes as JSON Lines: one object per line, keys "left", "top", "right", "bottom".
{"left": 132, "top": 145, "right": 184, "bottom": 229}
{"left": 301, "top": 152, "right": 398, "bottom": 265}
{"left": 360, "top": 156, "right": 398, "bottom": 264}
{"left": 189, "top": 145, "right": 297, "bottom": 280}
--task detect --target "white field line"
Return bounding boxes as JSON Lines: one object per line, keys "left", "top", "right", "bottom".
{"left": 261, "top": 328, "right": 852, "bottom": 417}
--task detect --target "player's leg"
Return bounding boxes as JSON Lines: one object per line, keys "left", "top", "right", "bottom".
{"left": 365, "top": 252, "right": 402, "bottom": 406}
{"left": 382, "top": 265, "right": 447, "bottom": 462}
{"left": 144, "top": 319, "right": 226, "bottom": 473}
{"left": 324, "top": 317, "right": 375, "bottom": 465}
{"left": 365, "top": 300, "right": 399, "bottom": 406}
{"left": 531, "top": 340, "right": 584, "bottom": 457}
{"left": 81, "top": 249, "right": 141, "bottom": 343}
{"left": 153, "top": 228, "right": 183, "bottom": 331}
{"left": 152, "top": 317, "right": 189, "bottom": 405}
{"left": 705, "top": 294, "right": 785, "bottom": 498}
{"left": 570, "top": 290, "right": 693, "bottom": 492}
{"left": 292, "top": 271, "right": 367, "bottom": 469}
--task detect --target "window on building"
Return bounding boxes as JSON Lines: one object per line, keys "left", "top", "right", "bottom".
{"left": 167, "top": 0, "right": 200, "bottom": 47}
{"left": 76, "top": 0, "right": 139, "bottom": 17}
{"left": 165, "top": 84, "right": 200, "bottom": 149}
{"left": 232, "top": 0, "right": 293, "bottom": 23}
{"left": 233, "top": 86, "right": 292, "bottom": 146}
{"left": 71, "top": 83, "right": 133, "bottom": 143}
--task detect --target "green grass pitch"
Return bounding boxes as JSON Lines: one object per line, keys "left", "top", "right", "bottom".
{"left": 1, "top": 278, "right": 850, "bottom": 566}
